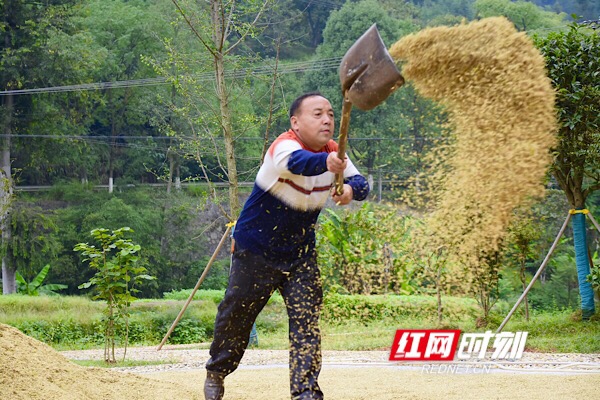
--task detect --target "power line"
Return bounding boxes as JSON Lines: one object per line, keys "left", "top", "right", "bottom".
{"left": 2, "top": 18, "right": 575, "bottom": 96}
{"left": 0, "top": 57, "right": 342, "bottom": 96}
{"left": 0, "top": 134, "right": 435, "bottom": 142}
{"left": 0, "top": 0, "right": 584, "bottom": 97}
{"left": 296, "top": 0, "right": 343, "bottom": 10}
{"left": 0, "top": 133, "right": 437, "bottom": 157}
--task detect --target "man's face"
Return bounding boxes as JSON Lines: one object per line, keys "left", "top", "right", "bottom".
{"left": 291, "top": 96, "right": 335, "bottom": 151}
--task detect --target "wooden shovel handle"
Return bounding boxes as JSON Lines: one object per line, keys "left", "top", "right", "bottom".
{"left": 335, "top": 95, "right": 353, "bottom": 195}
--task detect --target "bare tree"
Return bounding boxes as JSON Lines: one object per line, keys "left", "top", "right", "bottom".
{"left": 1, "top": 92, "right": 15, "bottom": 294}
{"left": 171, "top": 0, "right": 272, "bottom": 218}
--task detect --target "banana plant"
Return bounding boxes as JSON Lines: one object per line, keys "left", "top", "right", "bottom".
{"left": 15, "top": 264, "right": 67, "bottom": 296}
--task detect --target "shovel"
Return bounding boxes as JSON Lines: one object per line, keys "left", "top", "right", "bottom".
{"left": 334, "top": 24, "right": 405, "bottom": 195}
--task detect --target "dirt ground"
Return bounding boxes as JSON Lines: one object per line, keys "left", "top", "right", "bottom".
{"left": 2, "top": 324, "right": 600, "bottom": 400}
{"left": 151, "top": 368, "right": 600, "bottom": 400}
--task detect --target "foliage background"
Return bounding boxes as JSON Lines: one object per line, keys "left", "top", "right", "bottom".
{"left": 0, "top": 0, "right": 599, "bottom": 322}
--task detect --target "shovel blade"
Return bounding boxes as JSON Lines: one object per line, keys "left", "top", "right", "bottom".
{"left": 339, "top": 24, "right": 404, "bottom": 111}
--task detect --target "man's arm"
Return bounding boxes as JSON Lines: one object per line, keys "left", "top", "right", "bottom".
{"left": 339, "top": 156, "right": 369, "bottom": 201}
{"left": 331, "top": 175, "right": 369, "bottom": 205}
{"left": 287, "top": 149, "right": 349, "bottom": 176}
{"left": 287, "top": 149, "right": 329, "bottom": 176}
{"left": 345, "top": 174, "right": 369, "bottom": 201}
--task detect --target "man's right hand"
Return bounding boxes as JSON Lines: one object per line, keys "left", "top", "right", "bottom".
{"left": 326, "top": 152, "right": 347, "bottom": 174}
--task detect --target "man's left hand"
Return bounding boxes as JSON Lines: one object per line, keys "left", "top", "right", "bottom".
{"left": 331, "top": 184, "right": 353, "bottom": 205}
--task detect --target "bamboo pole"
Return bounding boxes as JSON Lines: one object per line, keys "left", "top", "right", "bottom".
{"left": 157, "top": 225, "right": 231, "bottom": 350}
{"left": 585, "top": 211, "right": 600, "bottom": 234}
{"left": 334, "top": 92, "right": 352, "bottom": 196}
{"left": 496, "top": 212, "right": 572, "bottom": 333}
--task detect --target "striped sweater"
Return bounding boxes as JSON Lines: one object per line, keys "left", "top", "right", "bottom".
{"left": 233, "top": 129, "right": 369, "bottom": 261}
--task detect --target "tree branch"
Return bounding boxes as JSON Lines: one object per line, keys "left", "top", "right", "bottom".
{"left": 224, "top": 0, "right": 270, "bottom": 55}
{"left": 202, "top": 122, "right": 229, "bottom": 182}
{"left": 583, "top": 183, "right": 600, "bottom": 200}
{"left": 222, "top": 0, "right": 233, "bottom": 51}
{"left": 188, "top": 120, "right": 231, "bottom": 221}
{"left": 261, "top": 38, "right": 281, "bottom": 166}
{"left": 171, "top": 0, "right": 216, "bottom": 57}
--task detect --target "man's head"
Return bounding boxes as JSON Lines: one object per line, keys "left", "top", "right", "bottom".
{"left": 289, "top": 92, "right": 335, "bottom": 151}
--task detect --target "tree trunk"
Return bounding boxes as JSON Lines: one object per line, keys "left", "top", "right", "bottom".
{"left": 175, "top": 163, "right": 181, "bottom": 190}
{"left": 553, "top": 167, "right": 596, "bottom": 318}
{"left": 80, "top": 170, "right": 88, "bottom": 185}
{"left": 167, "top": 83, "right": 178, "bottom": 194}
{"left": 520, "top": 263, "right": 530, "bottom": 321}
{"left": 217, "top": 63, "right": 240, "bottom": 217}
{"left": 211, "top": 2, "right": 240, "bottom": 218}
{"left": 572, "top": 211, "right": 596, "bottom": 319}
{"left": 378, "top": 169, "right": 382, "bottom": 203}
{"left": 1, "top": 94, "right": 15, "bottom": 294}
{"left": 167, "top": 145, "right": 181, "bottom": 192}
{"left": 1, "top": 5, "right": 16, "bottom": 294}
{"left": 107, "top": 89, "right": 130, "bottom": 194}
{"left": 167, "top": 147, "right": 175, "bottom": 194}
{"left": 109, "top": 93, "right": 116, "bottom": 194}
{"left": 306, "top": 7, "right": 322, "bottom": 48}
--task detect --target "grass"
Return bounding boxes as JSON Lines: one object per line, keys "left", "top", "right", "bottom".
{"left": 1, "top": 292, "right": 599, "bottom": 353}
{"left": 253, "top": 301, "right": 600, "bottom": 353}
{"left": 500, "top": 309, "right": 600, "bottom": 353}
{"left": 235, "top": 320, "right": 411, "bottom": 351}
{"left": 252, "top": 296, "right": 600, "bottom": 352}
{"left": 161, "top": 289, "right": 227, "bottom": 304}
{"left": 71, "top": 359, "right": 174, "bottom": 368}
{"left": 0, "top": 294, "right": 103, "bottom": 325}
{"left": 323, "top": 321, "right": 407, "bottom": 351}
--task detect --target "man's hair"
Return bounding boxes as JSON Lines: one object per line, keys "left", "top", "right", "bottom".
{"left": 289, "top": 91, "right": 324, "bottom": 119}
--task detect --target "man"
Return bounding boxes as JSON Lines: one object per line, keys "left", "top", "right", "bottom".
{"left": 204, "top": 92, "right": 369, "bottom": 400}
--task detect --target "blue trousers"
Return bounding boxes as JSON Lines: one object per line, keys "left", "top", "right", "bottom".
{"left": 206, "top": 247, "right": 324, "bottom": 400}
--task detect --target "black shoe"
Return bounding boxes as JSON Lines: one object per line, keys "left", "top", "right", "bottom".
{"left": 204, "top": 370, "right": 225, "bottom": 400}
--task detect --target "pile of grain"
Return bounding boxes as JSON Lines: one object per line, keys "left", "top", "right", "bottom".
{"left": 389, "top": 17, "right": 556, "bottom": 263}
{"left": 0, "top": 323, "right": 201, "bottom": 400}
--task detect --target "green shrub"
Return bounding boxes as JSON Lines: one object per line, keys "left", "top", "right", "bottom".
{"left": 187, "top": 259, "right": 230, "bottom": 290}
{"left": 46, "top": 181, "right": 105, "bottom": 203}
{"left": 322, "top": 293, "right": 479, "bottom": 324}
{"left": 162, "top": 289, "right": 226, "bottom": 303}
{"left": 162, "top": 289, "right": 284, "bottom": 305}
{"left": 168, "top": 319, "right": 207, "bottom": 344}
{"left": 17, "top": 319, "right": 102, "bottom": 346}
{"left": 3, "top": 293, "right": 597, "bottom": 353}
{"left": 317, "top": 204, "right": 417, "bottom": 295}
{"left": 149, "top": 309, "right": 214, "bottom": 344}
{"left": 75, "top": 227, "right": 154, "bottom": 362}
{"left": 0, "top": 295, "right": 218, "bottom": 347}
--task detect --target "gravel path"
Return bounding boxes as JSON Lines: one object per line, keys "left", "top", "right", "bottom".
{"left": 60, "top": 345, "right": 600, "bottom": 375}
